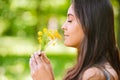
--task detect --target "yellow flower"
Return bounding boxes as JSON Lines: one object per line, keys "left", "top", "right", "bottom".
{"left": 43, "top": 28, "right": 47, "bottom": 33}
{"left": 38, "top": 37, "right": 42, "bottom": 43}
{"left": 48, "top": 31, "right": 55, "bottom": 40}
{"left": 49, "top": 30, "right": 53, "bottom": 33}
{"left": 37, "top": 28, "right": 62, "bottom": 51}
{"left": 38, "top": 31, "right": 42, "bottom": 36}
{"left": 54, "top": 30, "right": 62, "bottom": 39}
{"left": 52, "top": 42, "right": 56, "bottom": 46}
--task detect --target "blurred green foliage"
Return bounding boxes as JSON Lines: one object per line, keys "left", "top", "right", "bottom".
{"left": 0, "top": 54, "right": 76, "bottom": 80}
{"left": 0, "top": 0, "right": 119, "bottom": 80}
{"left": 116, "top": 0, "right": 120, "bottom": 49}
{"left": 0, "top": 0, "right": 119, "bottom": 47}
{"left": 0, "top": 0, "right": 70, "bottom": 39}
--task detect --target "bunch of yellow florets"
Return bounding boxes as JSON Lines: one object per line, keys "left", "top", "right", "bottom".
{"left": 37, "top": 28, "right": 62, "bottom": 51}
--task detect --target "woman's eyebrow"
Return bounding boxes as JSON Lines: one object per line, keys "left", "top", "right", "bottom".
{"left": 67, "top": 13, "right": 74, "bottom": 17}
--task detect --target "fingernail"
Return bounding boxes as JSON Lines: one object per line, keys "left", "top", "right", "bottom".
{"left": 38, "top": 51, "right": 42, "bottom": 55}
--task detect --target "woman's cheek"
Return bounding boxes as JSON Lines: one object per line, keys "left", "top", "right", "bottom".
{"left": 64, "top": 36, "right": 75, "bottom": 47}
{"left": 64, "top": 36, "right": 71, "bottom": 46}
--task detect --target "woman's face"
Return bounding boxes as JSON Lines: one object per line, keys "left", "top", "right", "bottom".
{"left": 62, "top": 5, "right": 84, "bottom": 48}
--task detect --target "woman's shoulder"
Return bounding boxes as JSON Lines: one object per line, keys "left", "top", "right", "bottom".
{"left": 82, "top": 63, "right": 118, "bottom": 80}
{"left": 82, "top": 67, "right": 105, "bottom": 80}
{"left": 105, "top": 63, "right": 118, "bottom": 80}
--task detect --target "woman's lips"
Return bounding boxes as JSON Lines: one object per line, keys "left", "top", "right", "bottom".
{"left": 64, "top": 34, "right": 69, "bottom": 36}
{"left": 64, "top": 34, "right": 69, "bottom": 39}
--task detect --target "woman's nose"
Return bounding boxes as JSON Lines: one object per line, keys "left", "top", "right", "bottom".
{"left": 61, "top": 23, "right": 67, "bottom": 30}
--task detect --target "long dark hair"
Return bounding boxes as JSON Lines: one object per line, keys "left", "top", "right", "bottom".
{"left": 64, "top": 0, "right": 120, "bottom": 80}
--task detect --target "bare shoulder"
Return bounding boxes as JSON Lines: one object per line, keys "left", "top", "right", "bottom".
{"left": 82, "top": 67, "right": 105, "bottom": 80}
{"left": 105, "top": 63, "right": 118, "bottom": 80}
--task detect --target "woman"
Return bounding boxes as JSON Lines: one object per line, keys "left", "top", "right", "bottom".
{"left": 29, "top": 0, "right": 120, "bottom": 80}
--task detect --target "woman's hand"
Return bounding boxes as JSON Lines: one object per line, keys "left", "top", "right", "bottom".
{"left": 29, "top": 51, "right": 54, "bottom": 80}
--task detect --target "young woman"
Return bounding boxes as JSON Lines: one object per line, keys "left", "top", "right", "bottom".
{"left": 29, "top": 0, "right": 120, "bottom": 80}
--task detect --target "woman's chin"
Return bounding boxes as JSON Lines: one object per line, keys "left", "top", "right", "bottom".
{"left": 64, "top": 42, "right": 78, "bottom": 48}
{"left": 64, "top": 42, "right": 71, "bottom": 47}
{"left": 64, "top": 42, "right": 74, "bottom": 47}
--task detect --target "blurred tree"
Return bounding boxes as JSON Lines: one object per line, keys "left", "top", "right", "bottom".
{"left": 111, "top": 0, "right": 120, "bottom": 49}
{"left": 0, "top": 0, "right": 70, "bottom": 45}
{"left": 117, "top": 0, "right": 120, "bottom": 49}
{"left": 0, "top": 0, "right": 119, "bottom": 47}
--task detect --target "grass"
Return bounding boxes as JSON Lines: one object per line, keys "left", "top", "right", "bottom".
{"left": 0, "top": 54, "right": 76, "bottom": 80}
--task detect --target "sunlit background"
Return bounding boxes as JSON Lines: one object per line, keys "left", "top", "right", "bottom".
{"left": 0, "top": 0, "right": 119, "bottom": 80}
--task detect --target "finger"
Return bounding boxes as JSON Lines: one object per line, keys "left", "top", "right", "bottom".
{"left": 37, "top": 50, "right": 42, "bottom": 56}
{"left": 40, "top": 54, "right": 53, "bottom": 75}
{"left": 29, "top": 58, "right": 32, "bottom": 70}
{"left": 33, "top": 53, "right": 38, "bottom": 65}
{"left": 29, "top": 58, "right": 36, "bottom": 74}
{"left": 29, "top": 54, "right": 34, "bottom": 66}
{"left": 31, "top": 55, "right": 38, "bottom": 71}
{"left": 36, "top": 50, "right": 44, "bottom": 62}
{"left": 41, "top": 53, "right": 50, "bottom": 64}
{"left": 34, "top": 52, "right": 42, "bottom": 64}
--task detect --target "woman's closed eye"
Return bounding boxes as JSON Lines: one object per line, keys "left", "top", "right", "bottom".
{"left": 67, "top": 20, "right": 72, "bottom": 23}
